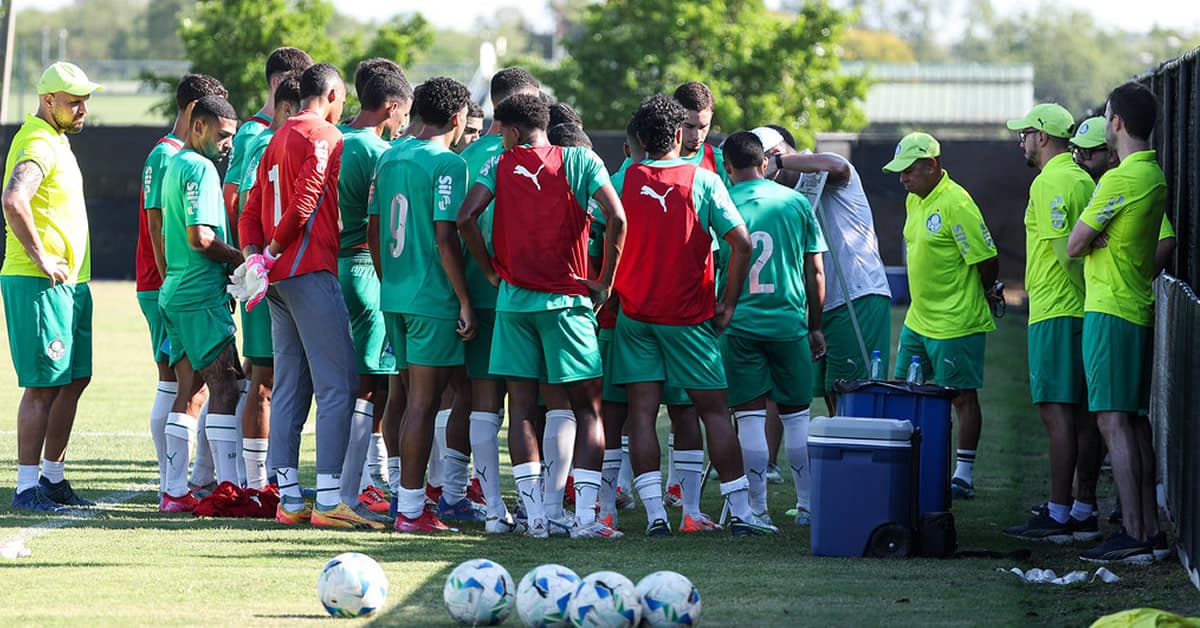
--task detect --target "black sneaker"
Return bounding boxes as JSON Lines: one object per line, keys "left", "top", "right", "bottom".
{"left": 38, "top": 477, "right": 95, "bottom": 507}
{"left": 1070, "top": 515, "right": 1103, "bottom": 543}
{"left": 1002, "top": 508, "right": 1074, "bottom": 543}
{"left": 729, "top": 515, "right": 779, "bottom": 537}
{"left": 950, "top": 477, "right": 975, "bottom": 499}
{"left": 1150, "top": 531, "right": 1171, "bottom": 561}
{"left": 1029, "top": 501, "right": 1047, "bottom": 517}
{"left": 1079, "top": 529, "right": 1156, "bottom": 565}
{"left": 645, "top": 518, "right": 673, "bottom": 538}
{"left": 10, "top": 486, "right": 69, "bottom": 513}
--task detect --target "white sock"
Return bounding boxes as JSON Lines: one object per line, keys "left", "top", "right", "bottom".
{"left": 150, "top": 381, "right": 178, "bottom": 494}
{"left": 675, "top": 449, "right": 705, "bottom": 518}
{"left": 276, "top": 466, "right": 303, "bottom": 508}
{"left": 242, "top": 438, "right": 269, "bottom": 490}
{"left": 40, "top": 459, "right": 64, "bottom": 483}
{"left": 781, "top": 409, "right": 811, "bottom": 511}
{"left": 469, "top": 411, "right": 505, "bottom": 519}
{"left": 1071, "top": 500, "right": 1096, "bottom": 522}
{"left": 513, "top": 461, "right": 545, "bottom": 523}
{"left": 366, "top": 433, "right": 387, "bottom": 488}
{"left": 573, "top": 468, "right": 602, "bottom": 524}
{"left": 618, "top": 435, "right": 633, "bottom": 495}
{"left": 443, "top": 448, "right": 471, "bottom": 503}
{"left": 315, "top": 473, "right": 340, "bottom": 510}
{"left": 164, "top": 412, "right": 198, "bottom": 498}
{"left": 191, "top": 406, "right": 215, "bottom": 487}
{"left": 398, "top": 487, "right": 425, "bottom": 520}
{"left": 954, "top": 449, "right": 976, "bottom": 484}
{"left": 234, "top": 379, "right": 249, "bottom": 487}
{"left": 721, "top": 475, "right": 753, "bottom": 522}
{"left": 16, "top": 464, "right": 39, "bottom": 493}
{"left": 1047, "top": 501, "right": 1071, "bottom": 524}
{"left": 599, "top": 449, "right": 622, "bottom": 518}
{"left": 665, "top": 432, "right": 678, "bottom": 488}
{"left": 341, "top": 399, "right": 373, "bottom": 504}
{"left": 429, "top": 409, "right": 450, "bottom": 490}
{"left": 542, "top": 409, "right": 576, "bottom": 521}
{"left": 636, "top": 471, "right": 668, "bottom": 524}
{"left": 387, "top": 457, "right": 402, "bottom": 495}
{"left": 204, "top": 413, "right": 241, "bottom": 485}
{"left": 735, "top": 410, "right": 769, "bottom": 514}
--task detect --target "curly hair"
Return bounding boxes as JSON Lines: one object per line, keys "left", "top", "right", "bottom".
{"left": 266, "top": 47, "right": 313, "bottom": 83}
{"left": 354, "top": 57, "right": 406, "bottom": 99}
{"left": 632, "top": 94, "right": 686, "bottom": 156}
{"left": 548, "top": 123, "right": 591, "bottom": 148}
{"left": 415, "top": 77, "right": 471, "bottom": 128}
{"left": 673, "top": 81, "right": 713, "bottom": 112}
{"left": 490, "top": 66, "right": 539, "bottom": 106}
{"left": 494, "top": 93, "right": 550, "bottom": 132}
{"left": 360, "top": 72, "right": 413, "bottom": 111}
{"left": 176, "top": 74, "right": 227, "bottom": 111}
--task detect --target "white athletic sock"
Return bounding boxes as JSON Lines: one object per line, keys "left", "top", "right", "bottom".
{"left": 542, "top": 409, "right": 576, "bottom": 521}
{"left": 150, "top": 381, "right": 178, "bottom": 494}
{"left": 443, "top": 448, "right": 471, "bottom": 503}
{"left": 387, "top": 457, "right": 402, "bottom": 495}
{"left": 469, "top": 411, "right": 505, "bottom": 519}
{"left": 513, "top": 461, "right": 545, "bottom": 523}
{"left": 573, "top": 468, "right": 602, "bottom": 524}
{"left": 721, "top": 475, "right": 753, "bottom": 522}
{"left": 366, "top": 433, "right": 388, "bottom": 488}
{"left": 599, "top": 449, "right": 622, "bottom": 518}
{"left": 276, "top": 466, "right": 303, "bottom": 508}
{"left": 429, "top": 409, "right": 450, "bottom": 490}
{"left": 164, "top": 412, "right": 198, "bottom": 498}
{"left": 735, "top": 410, "right": 770, "bottom": 514}
{"left": 205, "top": 413, "right": 241, "bottom": 485}
{"left": 40, "top": 459, "right": 64, "bottom": 484}
{"left": 397, "top": 487, "right": 425, "bottom": 520}
{"left": 16, "top": 464, "right": 39, "bottom": 493}
{"left": 1047, "top": 501, "right": 1071, "bottom": 524}
{"left": 781, "top": 409, "right": 811, "bottom": 511}
{"left": 234, "top": 379, "right": 249, "bottom": 487}
{"left": 665, "top": 432, "right": 679, "bottom": 488}
{"left": 191, "top": 406, "right": 215, "bottom": 487}
{"left": 618, "top": 435, "right": 634, "bottom": 495}
{"left": 636, "top": 471, "right": 668, "bottom": 524}
{"left": 242, "top": 437, "right": 269, "bottom": 490}
{"left": 675, "top": 449, "right": 705, "bottom": 518}
{"left": 315, "top": 473, "right": 340, "bottom": 510}
{"left": 1070, "top": 500, "right": 1096, "bottom": 522}
{"left": 954, "top": 449, "right": 976, "bottom": 484}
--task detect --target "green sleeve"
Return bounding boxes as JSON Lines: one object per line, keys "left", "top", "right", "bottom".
{"left": 222, "top": 125, "right": 255, "bottom": 186}
{"left": 1160, "top": 215, "right": 1176, "bottom": 240}
{"left": 434, "top": 153, "right": 468, "bottom": 223}
{"left": 1030, "top": 178, "right": 1072, "bottom": 241}
{"left": 948, "top": 196, "right": 997, "bottom": 265}
{"left": 186, "top": 161, "right": 225, "bottom": 230}
{"left": 476, "top": 155, "right": 500, "bottom": 193}
{"left": 13, "top": 136, "right": 55, "bottom": 179}
{"left": 566, "top": 147, "right": 611, "bottom": 211}
{"left": 796, "top": 196, "right": 827, "bottom": 254}
{"left": 238, "top": 143, "right": 266, "bottom": 196}
{"left": 142, "top": 146, "right": 172, "bottom": 210}
{"left": 696, "top": 170, "right": 744, "bottom": 237}
{"left": 1079, "top": 175, "right": 1127, "bottom": 232}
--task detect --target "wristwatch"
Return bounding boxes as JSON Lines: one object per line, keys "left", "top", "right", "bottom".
{"left": 774, "top": 153, "right": 784, "bottom": 171}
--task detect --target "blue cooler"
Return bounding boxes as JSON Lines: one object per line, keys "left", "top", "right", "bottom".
{"left": 809, "top": 416, "right": 915, "bottom": 558}
{"left": 833, "top": 381, "right": 958, "bottom": 515}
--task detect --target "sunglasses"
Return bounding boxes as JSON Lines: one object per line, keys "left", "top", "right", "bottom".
{"left": 1071, "top": 145, "right": 1107, "bottom": 160}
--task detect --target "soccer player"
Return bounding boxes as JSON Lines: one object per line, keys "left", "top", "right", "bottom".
{"left": 720, "top": 130, "right": 827, "bottom": 526}
{"left": 549, "top": 101, "right": 583, "bottom": 129}
{"left": 158, "top": 96, "right": 243, "bottom": 512}
{"left": 239, "top": 63, "right": 384, "bottom": 530}
{"left": 457, "top": 67, "right": 542, "bottom": 533}
{"left": 883, "top": 132, "right": 1000, "bottom": 501}
{"left": 457, "top": 92, "right": 627, "bottom": 539}
{"left": 137, "top": 74, "right": 227, "bottom": 497}
{"left": 612, "top": 94, "right": 774, "bottom": 537}
{"left": 548, "top": 123, "right": 591, "bottom": 149}
{"left": 368, "top": 76, "right": 473, "bottom": 533}
{"left": 458, "top": 100, "right": 484, "bottom": 150}
{"left": 673, "top": 81, "right": 731, "bottom": 188}
{"left": 1068, "top": 82, "right": 1168, "bottom": 563}
{"left": 998, "top": 104, "right": 1102, "bottom": 542}
{"left": 2, "top": 62, "right": 103, "bottom": 512}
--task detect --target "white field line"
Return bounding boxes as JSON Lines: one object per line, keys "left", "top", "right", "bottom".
{"left": 2, "top": 483, "right": 153, "bottom": 549}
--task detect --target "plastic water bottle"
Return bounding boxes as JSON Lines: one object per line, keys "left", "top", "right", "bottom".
{"left": 869, "top": 350, "right": 884, "bottom": 380}
{"left": 906, "top": 356, "right": 924, "bottom": 384}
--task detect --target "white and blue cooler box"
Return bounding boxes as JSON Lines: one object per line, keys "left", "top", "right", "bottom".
{"left": 809, "top": 416, "right": 916, "bottom": 558}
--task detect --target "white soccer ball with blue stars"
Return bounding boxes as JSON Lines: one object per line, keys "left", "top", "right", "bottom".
{"left": 316, "top": 552, "right": 389, "bottom": 618}
{"left": 566, "top": 570, "right": 641, "bottom": 628}
{"left": 516, "top": 564, "right": 580, "bottom": 627}
{"left": 443, "top": 558, "right": 516, "bottom": 626}
{"left": 635, "top": 571, "right": 701, "bottom": 627}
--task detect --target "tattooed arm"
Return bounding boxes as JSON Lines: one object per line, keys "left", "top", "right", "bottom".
{"left": 1, "top": 161, "right": 69, "bottom": 284}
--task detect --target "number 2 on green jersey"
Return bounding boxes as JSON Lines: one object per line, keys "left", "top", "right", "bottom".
{"left": 748, "top": 231, "right": 775, "bottom": 294}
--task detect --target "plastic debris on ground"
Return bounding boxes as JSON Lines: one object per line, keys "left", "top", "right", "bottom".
{"left": 0, "top": 541, "right": 31, "bottom": 559}
{"left": 999, "top": 566, "right": 1120, "bottom": 585}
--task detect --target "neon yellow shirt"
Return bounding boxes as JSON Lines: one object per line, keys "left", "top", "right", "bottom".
{"left": 2, "top": 114, "right": 90, "bottom": 282}
{"left": 1078, "top": 150, "right": 1166, "bottom": 326}
{"left": 902, "top": 171, "right": 997, "bottom": 339}
{"left": 1024, "top": 152, "right": 1094, "bottom": 324}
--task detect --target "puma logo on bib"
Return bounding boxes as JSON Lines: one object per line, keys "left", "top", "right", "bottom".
{"left": 640, "top": 184, "right": 674, "bottom": 212}
{"left": 513, "top": 164, "right": 545, "bottom": 191}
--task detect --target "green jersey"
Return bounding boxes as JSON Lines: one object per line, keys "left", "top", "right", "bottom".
{"left": 460, "top": 133, "right": 505, "bottom": 308}
{"left": 368, "top": 138, "right": 467, "bottom": 318}
{"left": 160, "top": 149, "right": 231, "bottom": 311}
{"left": 722, "top": 178, "right": 826, "bottom": 340}
{"left": 222, "top": 113, "right": 270, "bottom": 188}
{"left": 338, "top": 126, "right": 391, "bottom": 255}
{"left": 1024, "top": 152, "right": 1094, "bottom": 324}
{"left": 237, "top": 129, "right": 274, "bottom": 198}
{"left": 1078, "top": 150, "right": 1167, "bottom": 326}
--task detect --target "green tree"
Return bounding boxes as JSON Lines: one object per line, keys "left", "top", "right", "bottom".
{"left": 838, "top": 28, "right": 916, "bottom": 62}
{"left": 341, "top": 12, "right": 432, "bottom": 80}
{"left": 543, "top": 0, "right": 867, "bottom": 146}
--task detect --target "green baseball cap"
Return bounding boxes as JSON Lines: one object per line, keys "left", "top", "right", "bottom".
{"left": 882, "top": 132, "right": 940, "bottom": 173}
{"left": 36, "top": 62, "right": 104, "bottom": 96}
{"left": 1070, "top": 116, "right": 1106, "bottom": 149}
{"left": 1006, "top": 103, "right": 1074, "bottom": 139}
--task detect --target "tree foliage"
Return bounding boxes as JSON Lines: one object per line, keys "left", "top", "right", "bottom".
{"left": 542, "top": 0, "right": 867, "bottom": 146}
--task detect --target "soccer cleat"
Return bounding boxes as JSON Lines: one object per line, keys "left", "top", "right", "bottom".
{"left": 438, "top": 496, "right": 487, "bottom": 522}
{"left": 1071, "top": 515, "right": 1103, "bottom": 543}
{"left": 388, "top": 494, "right": 398, "bottom": 519}
{"left": 765, "top": 464, "right": 784, "bottom": 484}
{"left": 563, "top": 475, "right": 575, "bottom": 507}
{"left": 524, "top": 517, "right": 550, "bottom": 539}
{"left": 275, "top": 501, "right": 313, "bottom": 525}
{"left": 679, "top": 513, "right": 722, "bottom": 533}
{"left": 752, "top": 511, "right": 775, "bottom": 527}
{"left": 189, "top": 481, "right": 218, "bottom": 500}
{"left": 1029, "top": 501, "right": 1048, "bottom": 517}
{"left": 1151, "top": 531, "right": 1171, "bottom": 561}
{"left": 571, "top": 518, "right": 624, "bottom": 539}
{"left": 663, "top": 483, "right": 683, "bottom": 508}
{"left": 598, "top": 512, "right": 618, "bottom": 530}
{"left": 11, "top": 487, "right": 69, "bottom": 513}
{"left": 425, "top": 483, "right": 443, "bottom": 507}
{"left": 794, "top": 508, "right": 811, "bottom": 527}
{"left": 1079, "top": 529, "right": 1156, "bottom": 565}
{"left": 950, "top": 477, "right": 975, "bottom": 500}
{"left": 466, "top": 477, "right": 486, "bottom": 506}
{"left": 485, "top": 512, "right": 521, "bottom": 534}
{"left": 394, "top": 508, "right": 459, "bottom": 533}
{"left": 1002, "top": 508, "right": 1075, "bottom": 543}
{"left": 313, "top": 502, "right": 387, "bottom": 530}
{"left": 39, "top": 477, "right": 95, "bottom": 507}
{"left": 614, "top": 486, "right": 636, "bottom": 510}
{"left": 547, "top": 517, "right": 573, "bottom": 537}
{"left": 358, "top": 486, "right": 390, "bottom": 514}
{"left": 730, "top": 515, "right": 779, "bottom": 537}
{"left": 160, "top": 492, "right": 200, "bottom": 514}
{"left": 645, "top": 518, "right": 673, "bottom": 538}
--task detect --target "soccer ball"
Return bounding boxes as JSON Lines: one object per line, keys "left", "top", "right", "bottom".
{"left": 443, "top": 558, "right": 516, "bottom": 626}
{"left": 635, "top": 571, "right": 701, "bottom": 627}
{"left": 316, "top": 552, "right": 389, "bottom": 618}
{"left": 516, "top": 564, "right": 580, "bottom": 627}
{"left": 566, "top": 571, "right": 641, "bottom": 628}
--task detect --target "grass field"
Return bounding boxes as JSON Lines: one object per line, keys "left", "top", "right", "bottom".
{"left": 0, "top": 281, "right": 1197, "bottom": 625}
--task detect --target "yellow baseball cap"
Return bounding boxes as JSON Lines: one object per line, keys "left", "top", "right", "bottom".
{"left": 1006, "top": 103, "right": 1074, "bottom": 139}
{"left": 1069, "top": 116, "right": 1106, "bottom": 149}
{"left": 36, "top": 62, "right": 104, "bottom": 96}
{"left": 882, "top": 132, "right": 940, "bottom": 172}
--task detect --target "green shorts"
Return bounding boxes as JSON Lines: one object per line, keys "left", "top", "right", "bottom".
{"left": 814, "top": 294, "right": 892, "bottom": 395}
{"left": 599, "top": 327, "right": 690, "bottom": 405}
{"left": 1, "top": 277, "right": 92, "bottom": 387}
{"left": 894, "top": 325, "right": 986, "bottom": 390}
{"left": 722, "top": 333, "right": 814, "bottom": 407}
{"left": 137, "top": 289, "right": 170, "bottom": 364}
{"left": 466, "top": 308, "right": 502, "bottom": 381}
{"left": 384, "top": 312, "right": 464, "bottom": 368}
{"left": 1028, "top": 316, "right": 1085, "bottom": 405}
{"left": 161, "top": 304, "right": 236, "bottom": 371}
{"left": 240, "top": 300, "right": 273, "bottom": 361}
{"left": 490, "top": 307, "right": 601, "bottom": 384}
{"left": 1082, "top": 312, "right": 1151, "bottom": 413}
{"left": 612, "top": 312, "right": 726, "bottom": 390}
{"left": 339, "top": 252, "right": 395, "bottom": 375}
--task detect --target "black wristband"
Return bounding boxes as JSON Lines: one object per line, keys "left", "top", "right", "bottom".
{"left": 774, "top": 153, "right": 784, "bottom": 171}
